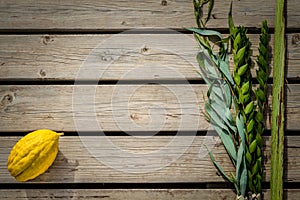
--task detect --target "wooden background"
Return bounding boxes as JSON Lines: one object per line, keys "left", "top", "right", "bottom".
{"left": 0, "top": 0, "right": 299, "bottom": 199}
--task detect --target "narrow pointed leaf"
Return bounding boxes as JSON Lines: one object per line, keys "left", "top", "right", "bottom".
{"left": 236, "top": 113, "right": 246, "bottom": 144}
{"left": 206, "top": 146, "right": 235, "bottom": 183}
{"left": 205, "top": 0, "right": 214, "bottom": 24}
{"left": 228, "top": 2, "right": 235, "bottom": 34}
{"left": 213, "top": 125, "right": 237, "bottom": 162}
{"left": 219, "top": 59, "right": 235, "bottom": 85}
{"left": 187, "top": 28, "right": 223, "bottom": 41}
{"left": 240, "top": 157, "right": 248, "bottom": 196}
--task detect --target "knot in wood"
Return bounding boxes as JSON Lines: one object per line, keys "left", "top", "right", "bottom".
{"left": 130, "top": 113, "right": 139, "bottom": 120}
{"left": 39, "top": 69, "right": 47, "bottom": 77}
{"left": 161, "top": 0, "right": 167, "bottom": 6}
{"left": 1, "top": 93, "right": 14, "bottom": 105}
{"left": 42, "top": 35, "right": 55, "bottom": 45}
{"left": 141, "top": 46, "right": 149, "bottom": 54}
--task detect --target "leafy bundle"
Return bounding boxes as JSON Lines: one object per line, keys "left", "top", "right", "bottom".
{"left": 189, "top": 1, "right": 269, "bottom": 199}
{"left": 187, "top": 25, "right": 248, "bottom": 200}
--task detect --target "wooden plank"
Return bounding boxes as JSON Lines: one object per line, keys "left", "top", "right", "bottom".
{"left": 0, "top": 34, "right": 299, "bottom": 81}
{"left": 0, "top": 189, "right": 299, "bottom": 200}
{"left": 0, "top": 0, "right": 299, "bottom": 30}
{"left": 0, "top": 136, "right": 299, "bottom": 183}
{"left": 0, "top": 84, "right": 299, "bottom": 132}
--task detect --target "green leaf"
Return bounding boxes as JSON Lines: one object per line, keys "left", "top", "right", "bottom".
{"left": 249, "top": 132, "right": 254, "bottom": 143}
{"left": 228, "top": 2, "right": 235, "bottom": 35}
{"left": 236, "top": 144, "right": 245, "bottom": 186}
{"left": 205, "top": 0, "right": 215, "bottom": 25}
{"left": 234, "top": 33, "right": 241, "bottom": 50}
{"left": 255, "top": 110, "right": 264, "bottom": 122}
{"left": 245, "top": 101, "right": 254, "bottom": 115}
{"left": 205, "top": 102, "right": 232, "bottom": 138}
{"left": 187, "top": 28, "right": 223, "bottom": 41}
{"left": 195, "top": 34, "right": 212, "bottom": 52}
{"left": 246, "top": 150, "right": 252, "bottom": 163}
{"left": 223, "top": 81, "right": 233, "bottom": 107}
{"left": 249, "top": 140, "right": 257, "bottom": 154}
{"left": 240, "top": 157, "right": 248, "bottom": 196}
{"left": 257, "top": 55, "right": 268, "bottom": 72}
{"left": 241, "top": 81, "right": 250, "bottom": 94}
{"left": 210, "top": 94, "right": 236, "bottom": 134}
{"left": 257, "top": 145, "right": 262, "bottom": 157}
{"left": 213, "top": 125, "right": 237, "bottom": 162}
{"left": 237, "top": 63, "right": 249, "bottom": 76}
{"left": 238, "top": 93, "right": 247, "bottom": 105}
{"left": 256, "top": 173, "right": 262, "bottom": 193}
{"left": 253, "top": 160, "right": 259, "bottom": 175}
{"left": 206, "top": 146, "right": 235, "bottom": 183}
{"left": 248, "top": 170, "right": 253, "bottom": 191}
{"left": 234, "top": 73, "right": 241, "bottom": 86}
{"left": 236, "top": 113, "right": 246, "bottom": 144}
{"left": 247, "top": 119, "right": 255, "bottom": 133}
{"left": 256, "top": 88, "right": 266, "bottom": 102}
{"left": 258, "top": 44, "right": 268, "bottom": 58}
{"left": 257, "top": 68, "right": 267, "bottom": 80}
{"left": 262, "top": 20, "right": 269, "bottom": 32}
{"left": 224, "top": 108, "right": 237, "bottom": 133}
{"left": 210, "top": 86, "right": 226, "bottom": 107}
{"left": 219, "top": 59, "right": 234, "bottom": 85}
{"left": 256, "top": 73, "right": 265, "bottom": 87}
{"left": 256, "top": 133, "right": 263, "bottom": 147}
{"left": 196, "top": 51, "right": 220, "bottom": 83}
{"left": 257, "top": 157, "right": 262, "bottom": 170}
{"left": 234, "top": 46, "right": 247, "bottom": 66}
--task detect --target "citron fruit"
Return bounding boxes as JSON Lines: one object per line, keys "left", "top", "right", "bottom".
{"left": 7, "top": 129, "right": 63, "bottom": 182}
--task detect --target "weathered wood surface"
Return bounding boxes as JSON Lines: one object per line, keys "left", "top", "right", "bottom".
{"left": 0, "top": 1, "right": 299, "bottom": 199}
{"left": 0, "top": 0, "right": 299, "bottom": 30}
{"left": 0, "top": 136, "right": 299, "bottom": 183}
{"left": 0, "top": 34, "right": 299, "bottom": 81}
{"left": 0, "top": 189, "right": 300, "bottom": 200}
{"left": 0, "top": 84, "right": 299, "bottom": 132}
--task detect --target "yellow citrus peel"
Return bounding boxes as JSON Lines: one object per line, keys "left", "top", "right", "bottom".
{"left": 7, "top": 129, "right": 63, "bottom": 182}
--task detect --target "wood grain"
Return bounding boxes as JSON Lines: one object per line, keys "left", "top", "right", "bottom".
{"left": 0, "top": 34, "right": 299, "bottom": 81}
{"left": 0, "top": 0, "right": 299, "bottom": 30}
{"left": 0, "top": 84, "right": 299, "bottom": 132}
{"left": 0, "top": 189, "right": 299, "bottom": 199}
{"left": 0, "top": 136, "right": 299, "bottom": 183}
